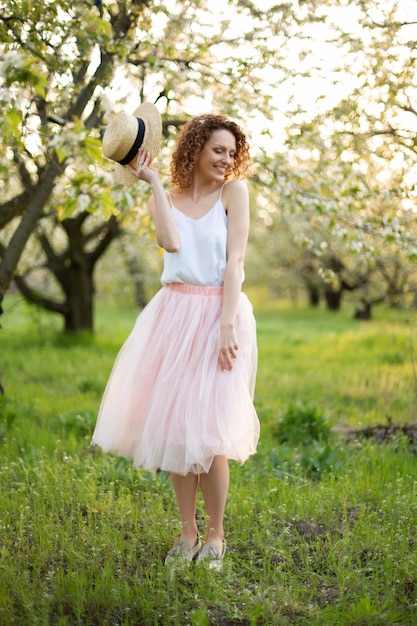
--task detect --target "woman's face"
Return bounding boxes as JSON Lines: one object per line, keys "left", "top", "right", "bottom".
{"left": 196, "top": 129, "right": 236, "bottom": 182}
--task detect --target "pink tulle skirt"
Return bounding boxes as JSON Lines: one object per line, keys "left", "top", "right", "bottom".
{"left": 91, "top": 283, "right": 259, "bottom": 475}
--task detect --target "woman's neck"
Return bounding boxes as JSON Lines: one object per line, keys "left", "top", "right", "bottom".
{"left": 184, "top": 181, "right": 222, "bottom": 203}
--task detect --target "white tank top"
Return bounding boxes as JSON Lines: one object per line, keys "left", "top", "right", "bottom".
{"left": 161, "top": 184, "right": 228, "bottom": 286}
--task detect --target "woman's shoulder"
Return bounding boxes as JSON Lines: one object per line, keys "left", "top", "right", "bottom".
{"left": 221, "top": 179, "right": 249, "bottom": 205}
{"left": 223, "top": 179, "right": 247, "bottom": 192}
{"left": 168, "top": 188, "right": 184, "bottom": 205}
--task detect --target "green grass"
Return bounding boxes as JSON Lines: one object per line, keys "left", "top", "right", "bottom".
{"left": 0, "top": 295, "right": 416, "bottom": 625}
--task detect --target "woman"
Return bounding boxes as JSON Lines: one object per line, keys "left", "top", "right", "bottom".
{"left": 92, "top": 111, "right": 260, "bottom": 569}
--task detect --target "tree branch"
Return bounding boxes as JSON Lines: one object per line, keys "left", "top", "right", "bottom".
{"left": 67, "top": 48, "right": 116, "bottom": 121}
{"left": 0, "top": 191, "right": 33, "bottom": 230}
{"left": 37, "top": 230, "right": 64, "bottom": 268}
{"left": 13, "top": 273, "right": 67, "bottom": 314}
{"left": 88, "top": 215, "right": 121, "bottom": 265}
{"left": 13, "top": 150, "right": 34, "bottom": 192}
{"left": 67, "top": 5, "right": 141, "bottom": 121}
{"left": 0, "top": 156, "right": 61, "bottom": 303}
{"left": 0, "top": 14, "right": 52, "bottom": 68}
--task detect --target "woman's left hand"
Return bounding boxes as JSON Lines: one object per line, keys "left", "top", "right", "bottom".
{"left": 218, "top": 324, "right": 238, "bottom": 371}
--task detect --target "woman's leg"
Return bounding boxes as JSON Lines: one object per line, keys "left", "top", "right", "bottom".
{"left": 199, "top": 455, "right": 229, "bottom": 548}
{"left": 170, "top": 472, "right": 200, "bottom": 547}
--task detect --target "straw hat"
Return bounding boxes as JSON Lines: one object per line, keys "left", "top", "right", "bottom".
{"left": 102, "top": 102, "right": 162, "bottom": 186}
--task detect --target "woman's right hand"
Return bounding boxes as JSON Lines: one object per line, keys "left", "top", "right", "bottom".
{"left": 127, "top": 148, "right": 158, "bottom": 183}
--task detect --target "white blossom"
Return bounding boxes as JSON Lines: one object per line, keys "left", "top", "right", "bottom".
{"left": 0, "top": 87, "right": 12, "bottom": 105}
{"left": 101, "top": 94, "right": 115, "bottom": 123}
{"left": 0, "top": 50, "right": 25, "bottom": 76}
{"left": 350, "top": 241, "right": 364, "bottom": 253}
{"left": 77, "top": 194, "right": 91, "bottom": 211}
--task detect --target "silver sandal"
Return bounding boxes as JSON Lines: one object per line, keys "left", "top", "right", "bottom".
{"left": 164, "top": 535, "right": 201, "bottom": 566}
{"left": 196, "top": 540, "right": 226, "bottom": 570}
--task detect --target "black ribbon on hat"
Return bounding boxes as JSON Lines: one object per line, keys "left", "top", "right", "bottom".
{"left": 117, "top": 118, "right": 145, "bottom": 166}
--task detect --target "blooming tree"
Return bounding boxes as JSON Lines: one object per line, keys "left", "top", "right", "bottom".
{"left": 0, "top": 0, "right": 308, "bottom": 331}
{"left": 251, "top": 0, "right": 417, "bottom": 315}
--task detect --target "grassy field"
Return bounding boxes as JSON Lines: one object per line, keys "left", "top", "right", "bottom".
{"left": 0, "top": 294, "right": 416, "bottom": 625}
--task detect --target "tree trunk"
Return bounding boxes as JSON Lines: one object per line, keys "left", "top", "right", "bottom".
{"left": 126, "top": 255, "right": 148, "bottom": 309}
{"left": 62, "top": 264, "right": 95, "bottom": 332}
{"left": 354, "top": 302, "right": 372, "bottom": 320}
{"left": 300, "top": 262, "right": 320, "bottom": 307}
{"left": 307, "top": 285, "right": 320, "bottom": 307}
{"left": 14, "top": 214, "right": 121, "bottom": 333}
{"left": 56, "top": 215, "right": 121, "bottom": 333}
{"left": 324, "top": 288, "right": 343, "bottom": 310}
{"left": 354, "top": 295, "right": 385, "bottom": 321}
{"left": 14, "top": 254, "right": 96, "bottom": 333}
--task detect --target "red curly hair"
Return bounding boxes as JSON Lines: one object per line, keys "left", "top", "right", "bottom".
{"left": 170, "top": 114, "right": 252, "bottom": 190}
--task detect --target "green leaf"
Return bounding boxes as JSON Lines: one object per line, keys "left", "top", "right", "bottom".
{"left": 61, "top": 197, "right": 78, "bottom": 219}
{"left": 98, "top": 194, "right": 117, "bottom": 220}
{"left": 83, "top": 137, "right": 103, "bottom": 164}
{"left": 33, "top": 77, "right": 47, "bottom": 98}
{"left": 55, "top": 147, "right": 67, "bottom": 163}
{"left": 5, "top": 110, "right": 22, "bottom": 142}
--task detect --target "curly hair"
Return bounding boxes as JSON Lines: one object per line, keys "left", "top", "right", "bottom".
{"left": 170, "top": 114, "right": 251, "bottom": 189}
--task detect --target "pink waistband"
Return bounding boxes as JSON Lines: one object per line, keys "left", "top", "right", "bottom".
{"left": 165, "top": 282, "right": 223, "bottom": 296}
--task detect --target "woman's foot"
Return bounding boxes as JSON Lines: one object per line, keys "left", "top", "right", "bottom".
{"left": 164, "top": 534, "right": 201, "bottom": 566}
{"left": 196, "top": 539, "right": 226, "bottom": 570}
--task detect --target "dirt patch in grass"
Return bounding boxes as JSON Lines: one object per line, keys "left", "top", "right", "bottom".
{"left": 338, "top": 420, "right": 417, "bottom": 446}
